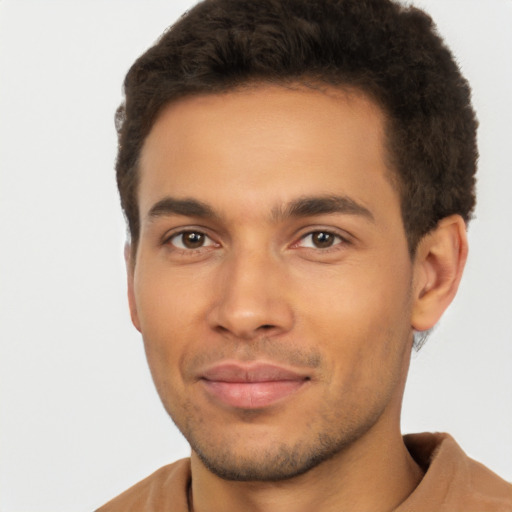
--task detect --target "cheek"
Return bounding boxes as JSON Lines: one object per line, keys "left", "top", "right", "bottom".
{"left": 133, "top": 265, "right": 202, "bottom": 391}
{"left": 298, "top": 258, "right": 413, "bottom": 386}
{"left": 135, "top": 257, "right": 208, "bottom": 336}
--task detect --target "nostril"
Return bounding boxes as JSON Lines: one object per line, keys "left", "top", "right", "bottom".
{"left": 260, "top": 324, "right": 275, "bottom": 330}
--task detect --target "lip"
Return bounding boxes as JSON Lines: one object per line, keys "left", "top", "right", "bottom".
{"left": 200, "top": 362, "right": 310, "bottom": 409}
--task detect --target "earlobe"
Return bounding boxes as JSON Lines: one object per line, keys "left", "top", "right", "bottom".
{"left": 125, "top": 243, "right": 142, "bottom": 333}
{"left": 411, "top": 215, "right": 468, "bottom": 332}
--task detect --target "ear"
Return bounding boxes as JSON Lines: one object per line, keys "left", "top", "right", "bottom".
{"left": 125, "top": 243, "right": 141, "bottom": 332}
{"left": 411, "top": 215, "right": 468, "bottom": 332}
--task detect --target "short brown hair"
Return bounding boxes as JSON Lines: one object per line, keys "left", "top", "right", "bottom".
{"left": 116, "top": 0, "right": 478, "bottom": 254}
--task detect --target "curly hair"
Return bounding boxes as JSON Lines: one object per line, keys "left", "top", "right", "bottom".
{"left": 116, "top": 0, "right": 478, "bottom": 255}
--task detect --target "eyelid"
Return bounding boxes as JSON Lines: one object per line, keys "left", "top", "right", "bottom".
{"left": 161, "top": 227, "right": 219, "bottom": 250}
{"left": 298, "top": 232, "right": 342, "bottom": 248}
{"left": 159, "top": 224, "right": 352, "bottom": 252}
{"left": 291, "top": 226, "right": 353, "bottom": 251}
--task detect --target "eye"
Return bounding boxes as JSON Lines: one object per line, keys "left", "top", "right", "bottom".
{"left": 167, "top": 230, "right": 216, "bottom": 250}
{"left": 298, "top": 231, "right": 343, "bottom": 249}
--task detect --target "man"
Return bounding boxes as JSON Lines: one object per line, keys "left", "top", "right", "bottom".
{"left": 97, "top": 0, "right": 512, "bottom": 510}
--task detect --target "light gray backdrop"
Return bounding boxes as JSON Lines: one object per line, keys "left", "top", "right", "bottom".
{"left": 0, "top": 1, "right": 511, "bottom": 510}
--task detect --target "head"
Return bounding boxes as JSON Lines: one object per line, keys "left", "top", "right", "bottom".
{"left": 117, "top": 0, "right": 476, "bottom": 483}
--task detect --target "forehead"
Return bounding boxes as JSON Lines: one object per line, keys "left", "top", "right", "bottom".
{"left": 138, "top": 85, "right": 399, "bottom": 223}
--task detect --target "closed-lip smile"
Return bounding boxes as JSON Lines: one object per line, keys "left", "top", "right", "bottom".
{"left": 199, "top": 361, "right": 310, "bottom": 409}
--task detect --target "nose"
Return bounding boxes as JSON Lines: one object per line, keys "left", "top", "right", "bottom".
{"left": 207, "top": 249, "right": 294, "bottom": 340}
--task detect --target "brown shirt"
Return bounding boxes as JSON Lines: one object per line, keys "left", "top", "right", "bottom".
{"left": 96, "top": 433, "right": 512, "bottom": 511}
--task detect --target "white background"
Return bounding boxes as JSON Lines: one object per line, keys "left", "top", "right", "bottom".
{"left": 0, "top": 1, "right": 511, "bottom": 510}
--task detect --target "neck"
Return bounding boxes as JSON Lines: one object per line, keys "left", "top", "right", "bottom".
{"left": 189, "top": 422, "right": 423, "bottom": 512}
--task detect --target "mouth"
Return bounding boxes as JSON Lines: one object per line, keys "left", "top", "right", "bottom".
{"left": 200, "top": 362, "right": 311, "bottom": 409}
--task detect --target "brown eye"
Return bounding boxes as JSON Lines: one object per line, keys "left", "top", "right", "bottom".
{"left": 298, "top": 231, "right": 342, "bottom": 249}
{"left": 311, "top": 232, "right": 336, "bottom": 248}
{"left": 169, "top": 231, "right": 214, "bottom": 250}
{"left": 182, "top": 232, "right": 204, "bottom": 248}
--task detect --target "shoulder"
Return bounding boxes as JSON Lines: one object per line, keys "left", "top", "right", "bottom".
{"left": 95, "top": 458, "right": 191, "bottom": 512}
{"left": 399, "top": 432, "right": 512, "bottom": 512}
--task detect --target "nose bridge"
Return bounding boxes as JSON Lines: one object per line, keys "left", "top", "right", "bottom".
{"left": 209, "top": 242, "right": 293, "bottom": 339}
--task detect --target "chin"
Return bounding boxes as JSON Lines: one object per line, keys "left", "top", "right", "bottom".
{"left": 189, "top": 426, "right": 364, "bottom": 482}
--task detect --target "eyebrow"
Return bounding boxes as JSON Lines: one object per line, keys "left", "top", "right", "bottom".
{"left": 146, "top": 194, "right": 374, "bottom": 223}
{"left": 274, "top": 195, "right": 375, "bottom": 223}
{"left": 148, "top": 197, "right": 217, "bottom": 220}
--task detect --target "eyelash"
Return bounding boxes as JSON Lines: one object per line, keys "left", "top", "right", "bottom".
{"left": 294, "top": 230, "right": 347, "bottom": 251}
{"left": 163, "top": 227, "right": 350, "bottom": 254}
{"left": 163, "top": 230, "right": 218, "bottom": 252}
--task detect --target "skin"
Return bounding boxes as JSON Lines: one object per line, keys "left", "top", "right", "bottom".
{"left": 127, "top": 85, "right": 467, "bottom": 512}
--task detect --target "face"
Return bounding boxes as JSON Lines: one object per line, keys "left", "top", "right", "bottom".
{"left": 129, "top": 85, "right": 418, "bottom": 481}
